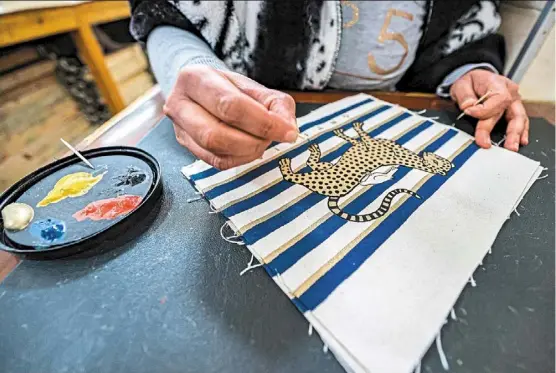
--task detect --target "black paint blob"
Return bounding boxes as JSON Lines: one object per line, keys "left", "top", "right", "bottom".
{"left": 113, "top": 166, "right": 147, "bottom": 188}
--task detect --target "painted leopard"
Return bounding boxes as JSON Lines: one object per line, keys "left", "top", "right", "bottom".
{"left": 278, "top": 122, "right": 453, "bottom": 222}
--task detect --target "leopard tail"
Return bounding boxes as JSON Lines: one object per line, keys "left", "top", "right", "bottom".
{"left": 327, "top": 188, "right": 421, "bottom": 223}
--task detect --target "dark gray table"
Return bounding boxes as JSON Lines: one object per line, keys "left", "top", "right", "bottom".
{"left": 0, "top": 105, "right": 554, "bottom": 373}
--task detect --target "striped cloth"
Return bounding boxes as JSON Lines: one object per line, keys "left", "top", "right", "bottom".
{"left": 182, "top": 94, "right": 542, "bottom": 373}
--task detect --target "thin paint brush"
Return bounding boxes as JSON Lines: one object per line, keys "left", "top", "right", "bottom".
{"left": 60, "top": 138, "right": 95, "bottom": 170}
{"left": 456, "top": 90, "right": 492, "bottom": 121}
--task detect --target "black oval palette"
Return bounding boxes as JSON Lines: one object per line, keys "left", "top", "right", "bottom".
{"left": 0, "top": 147, "right": 162, "bottom": 259}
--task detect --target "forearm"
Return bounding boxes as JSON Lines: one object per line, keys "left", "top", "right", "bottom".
{"left": 146, "top": 25, "right": 228, "bottom": 96}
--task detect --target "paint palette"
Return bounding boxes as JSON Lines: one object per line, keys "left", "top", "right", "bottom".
{"left": 0, "top": 147, "right": 162, "bottom": 259}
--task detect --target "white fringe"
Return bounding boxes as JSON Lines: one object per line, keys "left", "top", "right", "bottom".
{"left": 220, "top": 221, "right": 245, "bottom": 245}
{"left": 436, "top": 330, "right": 450, "bottom": 371}
{"left": 209, "top": 203, "right": 222, "bottom": 214}
{"left": 469, "top": 275, "right": 477, "bottom": 287}
{"left": 239, "top": 254, "right": 263, "bottom": 276}
{"left": 495, "top": 135, "right": 506, "bottom": 147}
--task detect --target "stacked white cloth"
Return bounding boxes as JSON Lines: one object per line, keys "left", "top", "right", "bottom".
{"left": 182, "top": 94, "right": 542, "bottom": 373}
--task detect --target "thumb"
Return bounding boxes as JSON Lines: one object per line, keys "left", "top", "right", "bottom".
{"left": 450, "top": 74, "right": 479, "bottom": 111}
{"left": 223, "top": 71, "right": 298, "bottom": 129}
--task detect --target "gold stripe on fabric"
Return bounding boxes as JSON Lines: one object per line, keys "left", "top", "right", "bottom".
{"left": 293, "top": 139, "right": 473, "bottom": 297}
{"left": 237, "top": 191, "right": 310, "bottom": 234}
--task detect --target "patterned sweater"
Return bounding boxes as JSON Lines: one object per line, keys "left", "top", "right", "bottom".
{"left": 129, "top": 0, "right": 505, "bottom": 92}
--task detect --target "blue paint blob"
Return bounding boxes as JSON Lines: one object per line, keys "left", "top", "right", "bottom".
{"left": 30, "top": 218, "right": 66, "bottom": 243}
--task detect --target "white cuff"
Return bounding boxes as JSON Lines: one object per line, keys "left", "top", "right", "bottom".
{"left": 186, "top": 56, "right": 230, "bottom": 72}
{"left": 436, "top": 63, "right": 499, "bottom": 97}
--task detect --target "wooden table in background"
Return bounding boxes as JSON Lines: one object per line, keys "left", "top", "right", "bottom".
{"left": 0, "top": 87, "right": 553, "bottom": 282}
{"left": 0, "top": 1, "right": 131, "bottom": 114}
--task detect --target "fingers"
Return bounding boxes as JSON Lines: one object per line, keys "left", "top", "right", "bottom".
{"left": 463, "top": 75, "right": 515, "bottom": 119}
{"left": 173, "top": 124, "right": 261, "bottom": 170}
{"left": 504, "top": 118, "right": 522, "bottom": 152}
{"left": 165, "top": 97, "right": 269, "bottom": 157}
{"left": 505, "top": 100, "right": 529, "bottom": 151}
{"left": 450, "top": 74, "right": 478, "bottom": 110}
{"left": 224, "top": 71, "right": 297, "bottom": 126}
{"left": 449, "top": 69, "right": 527, "bottom": 152}
{"left": 177, "top": 66, "right": 298, "bottom": 143}
{"left": 520, "top": 118, "right": 529, "bottom": 146}
{"left": 505, "top": 79, "right": 521, "bottom": 102}
{"left": 259, "top": 90, "right": 297, "bottom": 128}
{"left": 464, "top": 89, "right": 513, "bottom": 119}
{"left": 474, "top": 111, "right": 504, "bottom": 149}
{"left": 164, "top": 65, "right": 292, "bottom": 169}
{"left": 452, "top": 70, "right": 519, "bottom": 120}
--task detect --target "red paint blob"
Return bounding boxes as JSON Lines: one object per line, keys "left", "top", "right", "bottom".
{"left": 73, "top": 195, "right": 143, "bottom": 222}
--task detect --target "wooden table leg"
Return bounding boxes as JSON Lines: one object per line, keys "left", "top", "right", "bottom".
{"left": 0, "top": 252, "right": 19, "bottom": 283}
{"left": 72, "top": 23, "right": 125, "bottom": 115}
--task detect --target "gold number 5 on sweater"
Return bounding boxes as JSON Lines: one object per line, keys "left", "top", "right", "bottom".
{"left": 368, "top": 9, "right": 414, "bottom": 75}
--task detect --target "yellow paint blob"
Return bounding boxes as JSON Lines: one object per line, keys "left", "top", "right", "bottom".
{"left": 37, "top": 171, "right": 106, "bottom": 207}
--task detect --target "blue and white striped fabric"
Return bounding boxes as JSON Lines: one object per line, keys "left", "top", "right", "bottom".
{"left": 182, "top": 94, "right": 542, "bottom": 373}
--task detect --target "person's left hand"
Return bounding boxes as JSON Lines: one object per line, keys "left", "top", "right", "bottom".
{"left": 450, "top": 69, "right": 529, "bottom": 152}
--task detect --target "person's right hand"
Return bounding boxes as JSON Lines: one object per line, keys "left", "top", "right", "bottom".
{"left": 163, "top": 65, "right": 299, "bottom": 170}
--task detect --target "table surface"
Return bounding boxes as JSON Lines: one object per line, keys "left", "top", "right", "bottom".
{"left": 0, "top": 100, "right": 554, "bottom": 373}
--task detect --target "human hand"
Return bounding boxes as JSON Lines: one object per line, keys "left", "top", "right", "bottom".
{"left": 450, "top": 69, "right": 528, "bottom": 152}
{"left": 164, "top": 65, "right": 299, "bottom": 170}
